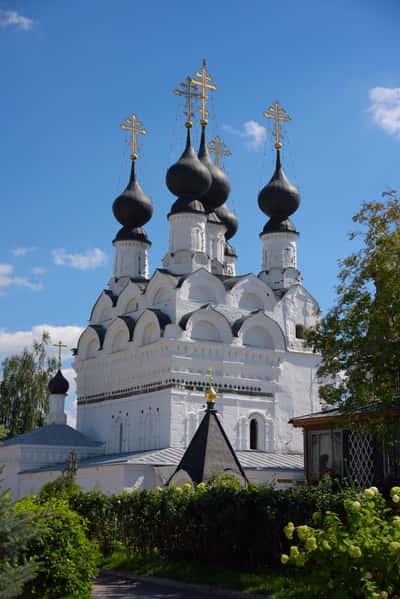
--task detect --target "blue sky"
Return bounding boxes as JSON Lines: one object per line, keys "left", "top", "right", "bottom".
{"left": 0, "top": 0, "right": 399, "bottom": 422}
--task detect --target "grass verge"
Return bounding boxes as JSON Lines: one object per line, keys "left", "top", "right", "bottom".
{"left": 103, "top": 550, "right": 296, "bottom": 596}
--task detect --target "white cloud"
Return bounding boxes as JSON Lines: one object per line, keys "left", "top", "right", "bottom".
{"left": 369, "top": 87, "right": 400, "bottom": 137}
{"left": 0, "top": 263, "right": 43, "bottom": 291}
{"left": 32, "top": 267, "right": 47, "bottom": 275}
{"left": 52, "top": 248, "right": 107, "bottom": 270}
{"left": 0, "top": 10, "right": 33, "bottom": 31}
{"left": 0, "top": 324, "right": 84, "bottom": 362}
{"left": 222, "top": 120, "right": 267, "bottom": 150}
{"left": 12, "top": 246, "right": 36, "bottom": 257}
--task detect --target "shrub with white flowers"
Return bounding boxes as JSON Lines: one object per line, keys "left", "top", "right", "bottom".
{"left": 282, "top": 487, "right": 400, "bottom": 598}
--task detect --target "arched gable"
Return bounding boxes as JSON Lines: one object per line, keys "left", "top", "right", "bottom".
{"left": 77, "top": 325, "right": 106, "bottom": 359}
{"left": 234, "top": 312, "right": 286, "bottom": 351}
{"left": 178, "top": 268, "right": 226, "bottom": 305}
{"left": 281, "top": 285, "right": 321, "bottom": 320}
{"left": 103, "top": 316, "right": 135, "bottom": 353}
{"left": 228, "top": 274, "right": 275, "bottom": 312}
{"left": 134, "top": 309, "right": 171, "bottom": 346}
{"left": 116, "top": 281, "right": 143, "bottom": 315}
{"left": 180, "top": 305, "right": 233, "bottom": 344}
{"left": 90, "top": 290, "right": 117, "bottom": 324}
{"left": 145, "top": 271, "right": 178, "bottom": 306}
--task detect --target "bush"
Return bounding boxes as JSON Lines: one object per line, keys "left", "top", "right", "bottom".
{"left": 71, "top": 490, "right": 118, "bottom": 556}
{"left": 281, "top": 486, "right": 400, "bottom": 598}
{"left": 15, "top": 497, "right": 100, "bottom": 598}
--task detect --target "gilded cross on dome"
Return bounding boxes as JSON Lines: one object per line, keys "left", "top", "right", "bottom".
{"left": 205, "top": 368, "right": 217, "bottom": 405}
{"left": 208, "top": 135, "right": 232, "bottom": 168}
{"left": 120, "top": 114, "right": 148, "bottom": 161}
{"left": 52, "top": 340, "right": 67, "bottom": 369}
{"left": 173, "top": 76, "right": 202, "bottom": 128}
{"left": 263, "top": 100, "right": 291, "bottom": 150}
{"left": 190, "top": 59, "right": 217, "bottom": 126}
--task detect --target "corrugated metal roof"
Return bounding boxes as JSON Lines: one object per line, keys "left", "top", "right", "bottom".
{"left": 4, "top": 424, "right": 103, "bottom": 448}
{"left": 22, "top": 446, "right": 303, "bottom": 473}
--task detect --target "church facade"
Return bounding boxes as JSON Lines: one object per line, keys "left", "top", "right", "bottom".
{"left": 2, "top": 63, "right": 321, "bottom": 498}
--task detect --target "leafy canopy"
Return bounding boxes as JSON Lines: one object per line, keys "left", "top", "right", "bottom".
{"left": 307, "top": 192, "right": 400, "bottom": 433}
{"left": 0, "top": 332, "right": 56, "bottom": 438}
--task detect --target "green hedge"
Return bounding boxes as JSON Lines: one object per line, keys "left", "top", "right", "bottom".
{"left": 15, "top": 497, "right": 100, "bottom": 598}
{"left": 68, "top": 479, "right": 356, "bottom": 569}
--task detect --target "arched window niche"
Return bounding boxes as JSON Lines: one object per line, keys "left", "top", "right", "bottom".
{"left": 250, "top": 418, "right": 258, "bottom": 450}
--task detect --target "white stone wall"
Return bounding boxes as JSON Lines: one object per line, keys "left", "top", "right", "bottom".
{"left": 75, "top": 262, "right": 321, "bottom": 457}
{"left": 113, "top": 239, "right": 149, "bottom": 279}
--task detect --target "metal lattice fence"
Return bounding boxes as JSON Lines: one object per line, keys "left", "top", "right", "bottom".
{"left": 348, "top": 431, "right": 374, "bottom": 487}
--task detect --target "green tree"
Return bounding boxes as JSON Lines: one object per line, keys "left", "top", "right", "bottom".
{"left": 307, "top": 191, "right": 400, "bottom": 438}
{"left": 0, "top": 332, "right": 56, "bottom": 438}
{"left": 0, "top": 425, "right": 37, "bottom": 598}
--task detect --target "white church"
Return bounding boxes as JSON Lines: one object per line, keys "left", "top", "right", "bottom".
{"left": 1, "top": 62, "right": 321, "bottom": 499}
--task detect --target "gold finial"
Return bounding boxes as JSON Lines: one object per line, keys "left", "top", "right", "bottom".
{"left": 120, "top": 113, "right": 148, "bottom": 161}
{"left": 263, "top": 100, "right": 291, "bottom": 150}
{"left": 173, "top": 76, "right": 202, "bottom": 128}
{"left": 52, "top": 340, "right": 67, "bottom": 370}
{"left": 208, "top": 135, "right": 232, "bottom": 168}
{"left": 190, "top": 58, "right": 217, "bottom": 126}
{"left": 205, "top": 368, "right": 217, "bottom": 405}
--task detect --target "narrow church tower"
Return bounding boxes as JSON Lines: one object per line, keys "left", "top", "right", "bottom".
{"left": 47, "top": 341, "right": 69, "bottom": 425}
{"left": 111, "top": 114, "right": 153, "bottom": 285}
{"left": 258, "top": 102, "right": 301, "bottom": 292}
{"left": 163, "top": 77, "right": 212, "bottom": 275}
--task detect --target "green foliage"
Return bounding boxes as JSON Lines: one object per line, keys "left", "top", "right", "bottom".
{"left": 71, "top": 490, "right": 118, "bottom": 556}
{"left": 71, "top": 479, "right": 357, "bottom": 570}
{"left": 307, "top": 192, "right": 400, "bottom": 439}
{"left": 15, "top": 497, "right": 100, "bottom": 598}
{"left": 0, "top": 332, "right": 56, "bottom": 438}
{"left": 37, "top": 472, "right": 82, "bottom": 504}
{"left": 0, "top": 483, "right": 37, "bottom": 598}
{"left": 0, "top": 423, "right": 37, "bottom": 598}
{"left": 281, "top": 485, "right": 400, "bottom": 598}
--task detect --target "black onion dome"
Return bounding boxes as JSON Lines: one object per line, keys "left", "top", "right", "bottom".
{"left": 262, "top": 218, "right": 297, "bottom": 235}
{"left": 113, "top": 226, "right": 151, "bottom": 245}
{"left": 166, "top": 128, "right": 212, "bottom": 200}
{"left": 113, "top": 161, "right": 153, "bottom": 229}
{"left": 258, "top": 150, "right": 300, "bottom": 228}
{"left": 48, "top": 369, "right": 69, "bottom": 395}
{"left": 198, "top": 126, "right": 231, "bottom": 213}
{"left": 169, "top": 197, "right": 205, "bottom": 216}
{"left": 215, "top": 203, "right": 238, "bottom": 240}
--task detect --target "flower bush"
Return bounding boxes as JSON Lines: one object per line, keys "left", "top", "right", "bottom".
{"left": 281, "top": 486, "right": 400, "bottom": 598}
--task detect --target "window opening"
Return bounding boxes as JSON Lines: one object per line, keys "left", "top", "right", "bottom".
{"left": 250, "top": 418, "right": 258, "bottom": 450}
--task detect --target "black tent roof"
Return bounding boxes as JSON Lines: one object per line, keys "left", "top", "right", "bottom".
{"left": 168, "top": 404, "right": 247, "bottom": 486}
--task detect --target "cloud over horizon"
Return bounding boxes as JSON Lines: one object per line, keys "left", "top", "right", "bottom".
{"left": 12, "top": 246, "right": 36, "bottom": 257}
{"left": 369, "top": 87, "right": 400, "bottom": 137}
{"left": 0, "top": 10, "right": 33, "bottom": 31}
{"left": 222, "top": 120, "right": 267, "bottom": 150}
{"left": 0, "top": 263, "right": 43, "bottom": 292}
{"left": 0, "top": 324, "right": 84, "bottom": 362}
{"left": 52, "top": 248, "right": 107, "bottom": 270}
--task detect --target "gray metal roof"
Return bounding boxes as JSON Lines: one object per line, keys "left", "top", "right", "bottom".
{"left": 21, "top": 446, "right": 303, "bottom": 474}
{"left": 4, "top": 424, "right": 103, "bottom": 448}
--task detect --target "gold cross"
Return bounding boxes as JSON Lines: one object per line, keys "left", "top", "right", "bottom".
{"left": 173, "top": 76, "right": 202, "bottom": 128}
{"left": 263, "top": 101, "right": 291, "bottom": 150}
{"left": 120, "top": 114, "right": 148, "bottom": 161}
{"left": 208, "top": 135, "right": 232, "bottom": 168}
{"left": 53, "top": 340, "right": 67, "bottom": 369}
{"left": 190, "top": 59, "right": 217, "bottom": 126}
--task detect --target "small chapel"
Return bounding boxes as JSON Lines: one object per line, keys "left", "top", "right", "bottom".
{"left": 1, "top": 60, "right": 322, "bottom": 498}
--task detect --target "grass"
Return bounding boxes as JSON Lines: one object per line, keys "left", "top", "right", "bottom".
{"left": 103, "top": 549, "right": 297, "bottom": 597}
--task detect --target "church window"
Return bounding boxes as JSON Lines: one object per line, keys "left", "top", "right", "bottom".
{"left": 250, "top": 418, "right": 258, "bottom": 450}
{"left": 296, "top": 324, "right": 305, "bottom": 339}
{"left": 119, "top": 422, "right": 123, "bottom": 453}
